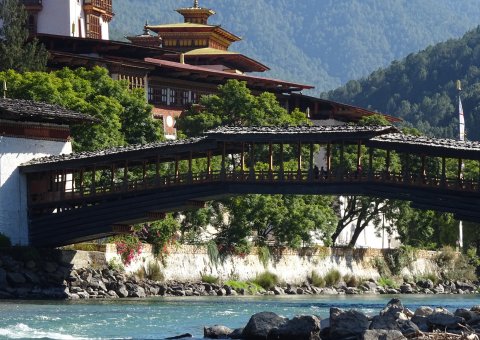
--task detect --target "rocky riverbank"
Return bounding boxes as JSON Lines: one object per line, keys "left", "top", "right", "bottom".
{"left": 0, "top": 252, "right": 478, "bottom": 299}
{"left": 201, "top": 298, "right": 480, "bottom": 339}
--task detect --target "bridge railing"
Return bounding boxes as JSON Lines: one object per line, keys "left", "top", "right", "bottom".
{"left": 28, "top": 168, "right": 479, "bottom": 208}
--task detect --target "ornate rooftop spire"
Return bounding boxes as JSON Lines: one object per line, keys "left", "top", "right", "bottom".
{"left": 194, "top": 0, "right": 199, "bottom": 8}
{"left": 143, "top": 20, "right": 149, "bottom": 35}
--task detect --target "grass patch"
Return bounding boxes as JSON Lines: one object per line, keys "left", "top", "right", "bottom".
{"left": 309, "top": 271, "right": 326, "bottom": 287}
{"left": 377, "top": 276, "right": 398, "bottom": 288}
{"left": 224, "top": 280, "right": 264, "bottom": 294}
{"left": 253, "top": 271, "right": 279, "bottom": 290}
{"left": 324, "top": 269, "right": 341, "bottom": 287}
{"left": 107, "top": 258, "right": 124, "bottom": 272}
{"left": 343, "top": 274, "right": 359, "bottom": 287}
{"left": 258, "top": 246, "right": 270, "bottom": 269}
{"left": 145, "top": 261, "right": 164, "bottom": 282}
{"left": 201, "top": 274, "right": 219, "bottom": 284}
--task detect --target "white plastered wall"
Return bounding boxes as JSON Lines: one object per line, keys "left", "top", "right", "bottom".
{"left": 36, "top": 0, "right": 74, "bottom": 37}
{"left": 0, "top": 136, "right": 71, "bottom": 245}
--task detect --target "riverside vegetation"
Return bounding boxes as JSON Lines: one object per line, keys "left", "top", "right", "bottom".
{"left": 0, "top": 244, "right": 478, "bottom": 300}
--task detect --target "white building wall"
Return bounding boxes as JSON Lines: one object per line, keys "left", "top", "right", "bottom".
{"left": 0, "top": 136, "right": 71, "bottom": 245}
{"left": 36, "top": 0, "right": 73, "bottom": 37}
{"left": 101, "top": 17, "right": 109, "bottom": 40}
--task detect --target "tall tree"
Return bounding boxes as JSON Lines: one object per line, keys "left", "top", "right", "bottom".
{"left": 177, "top": 80, "right": 338, "bottom": 249}
{"left": 0, "top": 0, "right": 48, "bottom": 72}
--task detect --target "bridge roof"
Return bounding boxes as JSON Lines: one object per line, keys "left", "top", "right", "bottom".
{"left": 368, "top": 133, "right": 480, "bottom": 159}
{"left": 0, "top": 98, "right": 98, "bottom": 125}
{"left": 20, "top": 137, "right": 213, "bottom": 172}
{"left": 205, "top": 125, "right": 399, "bottom": 143}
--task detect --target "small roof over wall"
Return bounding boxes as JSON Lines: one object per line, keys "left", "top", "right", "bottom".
{"left": 0, "top": 98, "right": 97, "bottom": 125}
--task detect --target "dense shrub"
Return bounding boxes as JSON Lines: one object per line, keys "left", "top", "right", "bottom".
{"left": 253, "top": 271, "right": 279, "bottom": 290}
{"left": 324, "top": 269, "right": 341, "bottom": 287}
{"left": 145, "top": 261, "right": 164, "bottom": 282}
{"left": 309, "top": 271, "right": 326, "bottom": 287}
{"left": 0, "top": 233, "right": 11, "bottom": 247}
{"left": 201, "top": 274, "right": 219, "bottom": 284}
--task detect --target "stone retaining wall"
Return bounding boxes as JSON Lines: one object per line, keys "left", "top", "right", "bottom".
{"left": 103, "top": 245, "right": 437, "bottom": 284}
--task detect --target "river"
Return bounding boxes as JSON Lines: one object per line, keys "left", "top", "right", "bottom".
{"left": 0, "top": 294, "right": 478, "bottom": 339}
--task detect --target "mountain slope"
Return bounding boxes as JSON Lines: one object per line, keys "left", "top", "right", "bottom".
{"left": 110, "top": 0, "right": 480, "bottom": 92}
{"left": 327, "top": 27, "right": 480, "bottom": 140}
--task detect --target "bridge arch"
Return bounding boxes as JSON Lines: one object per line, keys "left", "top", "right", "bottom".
{"left": 20, "top": 126, "right": 480, "bottom": 247}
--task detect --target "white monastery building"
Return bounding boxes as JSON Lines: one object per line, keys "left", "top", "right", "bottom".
{"left": 0, "top": 98, "right": 94, "bottom": 245}
{"left": 23, "top": 0, "right": 113, "bottom": 40}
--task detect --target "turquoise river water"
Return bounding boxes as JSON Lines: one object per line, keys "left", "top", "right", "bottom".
{"left": 0, "top": 295, "right": 478, "bottom": 339}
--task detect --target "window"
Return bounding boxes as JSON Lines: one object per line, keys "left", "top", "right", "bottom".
{"left": 86, "top": 14, "right": 101, "bottom": 39}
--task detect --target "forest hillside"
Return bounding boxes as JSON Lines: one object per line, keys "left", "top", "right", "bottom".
{"left": 110, "top": 0, "right": 480, "bottom": 92}
{"left": 327, "top": 27, "right": 480, "bottom": 140}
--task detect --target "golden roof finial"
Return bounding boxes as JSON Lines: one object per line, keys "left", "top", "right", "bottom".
{"left": 194, "top": 0, "right": 199, "bottom": 8}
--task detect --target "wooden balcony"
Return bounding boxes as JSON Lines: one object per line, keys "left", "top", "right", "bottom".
{"left": 21, "top": 0, "right": 42, "bottom": 12}
{"left": 83, "top": 0, "right": 114, "bottom": 22}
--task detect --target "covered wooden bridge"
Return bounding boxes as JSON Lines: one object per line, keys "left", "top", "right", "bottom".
{"left": 20, "top": 125, "right": 480, "bottom": 247}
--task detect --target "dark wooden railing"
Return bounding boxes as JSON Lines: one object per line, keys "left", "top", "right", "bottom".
{"left": 28, "top": 169, "right": 478, "bottom": 207}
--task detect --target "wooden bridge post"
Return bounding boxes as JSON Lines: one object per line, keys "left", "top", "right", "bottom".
{"left": 221, "top": 142, "right": 226, "bottom": 180}
{"left": 207, "top": 151, "right": 212, "bottom": 180}
{"left": 268, "top": 143, "right": 273, "bottom": 180}
{"left": 297, "top": 142, "right": 302, "bottom": 180}
{"left": 441, "top": 157, "right": 446, "bottom": 187}
{"left": 156, "top": 155, "right": 160, "bottom": 185}
{"left": 338, "top": 141, "right": 344, "bottom": 179}
{"left": 385, "top": 150, "right": 391, "bottom": 180}
{"left": 356, "top": 141, "right": 362, "bottom": 180}
{"left": 279, "top": 143, "right": 284, "bottom": 181}
{"left": 240, "top": 143, "right": 245, "bottom": 174}
{"left": 249, "top": 143, "right": 255, "bottom": 180}
{"left": 92, "top": 165, "right": 96, "bottom": 195}
{"left": 420, "top": 155, "right": 426, "bottom": 183}
{"left": 308, "top": 143, "right": 314, "bottom": 180}
{"left": 458, "top": 158, "right": 463, "bottom": 187}
{"left": 326, "top": 143, "right": 331, "bottom": 176}
{"left": 79, "top": 169, "right": 84, "bottom": 196}
{"left": 174, "top": 157, "right": 179, "bottom": 183}
{"left": 368, "top": 147, "right": 373, "bottom": 180}
{"left": 188, "top": 151, "right": 193, "bottom": 183}
{"left": 403, "top": 154, "right": 410, "bottom": 183}
{"left": 110, "top": 164, "right": 115, "bottom": 192}
{"left": 123, "top": 161, "right": 128, "bottom": 190}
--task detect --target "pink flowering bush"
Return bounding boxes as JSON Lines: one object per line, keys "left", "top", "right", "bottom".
{"left": 112, "top": 235, "right": 142, "bottom": 266}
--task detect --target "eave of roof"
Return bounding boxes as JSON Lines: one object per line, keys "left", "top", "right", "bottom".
{"left": 289, "top": 93, "right": 401, "bottom": 123}
{"left": 163, "top": 48, "right": 270, "bottom": 72}
{"left": 35, "top": 33, "right": 178, "bottom": 58}
{"left": 205, "top": 125, "right": 399, "bottom": 143}
{"left": 146, "top": 23, "right": 241, "bottom": 42}
{"left": 144, "top": 58, "right": 313, "bottom": 92}
{"left": 0, "top": 98, "right": 98, "bottom": 125}
{"left": 368, "top": 133, "right": 480, "bottom": 159}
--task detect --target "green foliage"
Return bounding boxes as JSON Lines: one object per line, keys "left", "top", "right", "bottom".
{"left": 201, "top": 274, "right": 219, "bottom": 284}
{"left": 178, "top": 80, "right": 337, "bottom": 249}
{"left": 257, "top": 246, "right": 270, "bottom": 269}
{"left": 343, "top": 274, "right": 359, "bottom": 288}
{"left": 372, "top": 257, "right": 391, "bottom": 278}
{"left": 434, "top": 246, "right": 477, "bottom": 281}
{"left": 253, "top": 271, "right": 279, "bottom": 290}
{"left": 145, "top": 261, "right": 164, "bottom": 282}
{"left": 224, "top": 280, "right": 264, "bottom": 294}
{"left": 108, "top": 258, "right": 125, "bottom": 272}
{"left": 0, "top": 233, "right": 11, "bottom": 248}
{"left": 324, "top": 269, "right": 341, "bottom": 287}
{"left": 377, "top": 277, "right": 398, "bottom": 288}
{"left": 134, "top": 214, "right": 179, "bottom": 258}
{"left": 111, "top": 0, "right": 480, "bottom": 92}
{"left": 206, "top": 240, "right": 220, "bottom": 267}
{"left": 309, "top": 271, "right": 326, "bottom": 287}
{"left": 0, "top": 67, "right": 163, "bottom": 152}
{"left": 0, "top": 0, "right": 48, "bottom": 72}
{"left": 384, "top": 246, "right": 418, "bottom": 276}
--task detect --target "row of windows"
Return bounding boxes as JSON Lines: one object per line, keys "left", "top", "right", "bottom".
{"left": 163, "top": 39, "right": 208, "bottom": 47}
{"left": 148, "top": 87, "right": 211, "bottom": 107}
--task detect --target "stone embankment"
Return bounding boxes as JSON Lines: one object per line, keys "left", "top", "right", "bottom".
{"left": 202, "top": 299, "right": 480, "bottom": 339}
{"left": 0, "top": 250, "right": 478, "bottom": 299}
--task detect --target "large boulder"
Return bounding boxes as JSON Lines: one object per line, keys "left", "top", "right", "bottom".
{"left": 362, "top": 329, "right": 406, "bottom": 340}
{"left": 204, "top": 325, "right": 233, "bottom": 339}
{"left": 0, "top": 268, "right": 8, "bottom": 288}
{"left": 329, "top": 308, "right": 370, "bottom": 339}
{"left": 242, "top": 312, "right": 287, "bottom": 340}
{"left": 6, "top": 272, "right": 26, "bottom": 285}
{"left": 427, "top": 311, "right": 465, "bottom": 331}
{"left": 267, "top": 315, "right": 320, "bottom": 340}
